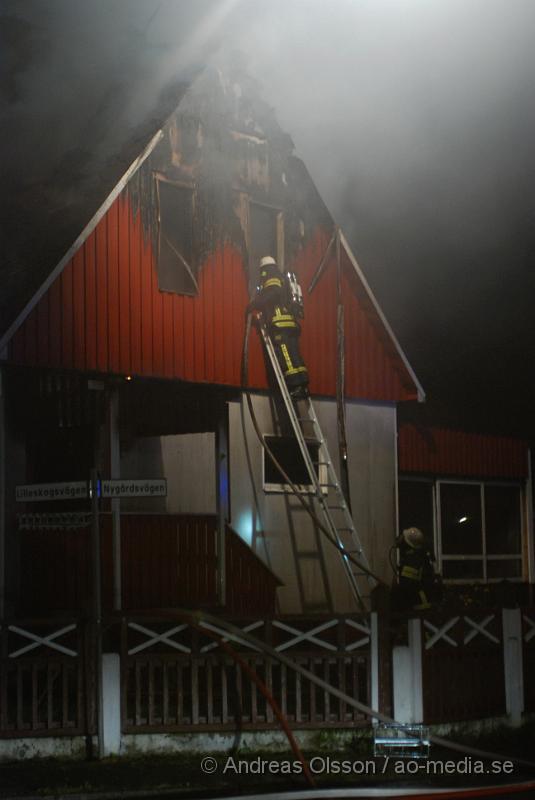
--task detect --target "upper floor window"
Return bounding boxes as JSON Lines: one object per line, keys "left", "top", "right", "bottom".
{"left": 157, "top": 178, "right": 197, "bottom": 296}
{"left": 249, "top": 201, "right": 283, "bottom": 278}
{"left": 263, "top": 435, "right": 325, "bottom": 494}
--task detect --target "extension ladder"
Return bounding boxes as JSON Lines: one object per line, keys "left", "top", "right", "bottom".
{"left": 260, "top": 325, "right": 375, "bottom": 610}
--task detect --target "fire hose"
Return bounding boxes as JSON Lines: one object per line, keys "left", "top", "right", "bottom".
{"left": 235, "top": 311, "right": 535, "bottom": 778}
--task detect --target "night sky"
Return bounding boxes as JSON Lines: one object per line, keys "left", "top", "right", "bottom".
{"left": 2, "top": 0, "right": 535, "bottom": 438}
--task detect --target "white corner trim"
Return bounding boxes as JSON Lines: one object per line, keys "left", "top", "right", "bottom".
{"left": 339, "top": 230, "right": 426, "bottom": 402}
{"left": 0, "top": 129, "right": 164, "bottom": 354}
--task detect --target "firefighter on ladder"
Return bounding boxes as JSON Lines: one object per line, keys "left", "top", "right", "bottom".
{"left": 247, "top": 255, "right": 310, "bottom": 400}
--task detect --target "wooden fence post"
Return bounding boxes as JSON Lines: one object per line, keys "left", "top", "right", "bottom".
{"left": 370, "top": 611, "right": 379, "bottom": 722}
{"left": 393, "top": 617, "right": 423, "bottom": 723}
{"left": 502, "top": 607, "right": 524, "bottom": 726}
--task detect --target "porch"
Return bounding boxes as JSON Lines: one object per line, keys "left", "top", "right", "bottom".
{"left": 17, "top": 513, "right": 280, "bottom": 617}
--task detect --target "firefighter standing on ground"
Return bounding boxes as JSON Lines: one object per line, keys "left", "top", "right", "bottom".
{"left": 396, "top": 526, "right": 440, "bottom": 612}
{"left": 247, "top": 256, "right": 309, "bottom": 399}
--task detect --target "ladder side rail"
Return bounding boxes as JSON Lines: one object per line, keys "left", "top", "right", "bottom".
{"left": 305, "top": 389, "right": 372, "bottom": 572}
{"left": 261, "top": 330, "right": 320, "bottom": 490}
{"left": 260, "top": 326, "right": 366, "bottom": 603}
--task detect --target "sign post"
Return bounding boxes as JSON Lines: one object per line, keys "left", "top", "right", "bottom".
{"left": 15, "top": 473, "right": 167, "bottom": 759}
{"left": 90, "top": 468, "right": 104, "bottom": 759}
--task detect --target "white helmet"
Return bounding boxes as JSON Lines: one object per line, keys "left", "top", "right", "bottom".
{"left": 260, "top": 255, "right": 277, "bottom": 268}
{"left": 402, "top": 527, "right": 424, "bottom": 549}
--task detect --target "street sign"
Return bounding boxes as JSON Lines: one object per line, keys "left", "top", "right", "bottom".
{"left": 15, "top": 481, "right": 88, "bottom": 502}
{"left": 18, "top": 512, "right": 92, "bottom": 530}
{"left": 16, "top": 478, "right": 167, "bottom": 502}
{"left": 99, "top": 479, "right": 167, "bottom": 498}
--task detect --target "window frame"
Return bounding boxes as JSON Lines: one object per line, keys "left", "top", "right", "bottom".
{"left": 399, "top": 476, "right": 524, "bottom": 583}
{"left": 398, "top": 475, "right": 439, "bottom": 561}
{"left": 155, "top": 174, "right": 198, "bottom": 296}
{"left": 262, "top": 434, "right": 327, "bottom": 495}
{"left": 247, "top": 198, "right": 285, "bottom": 271}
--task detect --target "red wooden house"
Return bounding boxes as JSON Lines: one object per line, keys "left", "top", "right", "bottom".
{"left": 0, "top": 64, "right": 423, "bottom": 620}
{"left": 1, "top": 62, "right": 534, "bottom": 758}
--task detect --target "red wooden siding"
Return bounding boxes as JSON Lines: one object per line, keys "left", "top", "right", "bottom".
{"left": 422, "top": 613, "right": 505, "bottom": 723}
{"left": 399, "top": 423, "right": 528, "bottom": 479}
{"left": 18, "top": 514, "right": 279, "bottom": 616}
{"left": 9, "top": 193, "right": 417, "bottom": 403}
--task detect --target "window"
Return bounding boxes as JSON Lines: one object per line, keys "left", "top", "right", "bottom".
{"left": 438, "top": 481, "right": 522, "bottom": 581}
{"left": 484, "top": 485, "right": 522, "bottom": 578}
{"left": 398, "top": 479, "right": 434, "bottom": 550}
{"left": 157, "top": 178, "right": 197, "bottom": 295}
{"left": 249, "top": 201, "right": 283, "bottom": 287}
{"left": 440, "top": 483, "right": 484, "bottom": 579}
{"left": 263, "top": 435, "right": 325, "bottom": 493}
{"left": 398, "top": 478, "right": 524, "bottom": 581}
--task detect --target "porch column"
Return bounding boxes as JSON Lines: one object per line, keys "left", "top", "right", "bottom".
{"left": 101, "top": 653, "right": 121, "bottom": 755}
{"left": 502, "top": 608, "right": 524, "bottom": 726}
{"left": 527, "top": 450, "right": 535, "bottom": 596}
{"left": 108, "top": 388, "right": 121, "bottom": 611}
{"left": 370, "top": 611, "right": 379, "bottom": 722}
{"left": 0, "top": 368, "right": 5, "bottom": 620}
{"left": 215, "top": 402, "right": 229, "bottom": 606}
{"left": 393, "top": 617, "right": 424, "bottom": 723}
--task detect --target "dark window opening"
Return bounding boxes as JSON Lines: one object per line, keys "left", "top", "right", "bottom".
{"left": 440, "top": 483, "right": 483, "bottom": 555}
{"left": 485, "top": 485, "right": 521, "bottom": 555}
{"left": 442, "top": 560, "right": 484, "bottom": 580}
{"left": 263, "top": 435, "right": 321, "bottom": 492}
{"left": 249, "top": 202, "right": 281, "bottom": 289}
{"left": 399, "top": 475, "right": 524, "bottom": 583}
{"left": 486, "top": 559, "right": 522, "bottom": 578}
{"left": 398, "top": 480, "right": 434, "bottom": 552}
{"left": 25, "top": 425, "right": 94, "bottom": 511}
{"left": 157, "top": 179, "right": 197, "bottom": 296}
{"left": 438, "top": 481, "right": 522, "bottom": 582}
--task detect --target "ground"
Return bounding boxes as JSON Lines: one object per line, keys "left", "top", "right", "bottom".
{"left": 1, "top": 722, "right": 534, "bottom": 798}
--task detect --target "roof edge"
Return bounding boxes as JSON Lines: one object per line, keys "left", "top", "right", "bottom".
{"left": 339, "top": 230, "right": 426, "bottom": 403}
{"left": 0, "top": 129, "right": 164, "bottom": 354}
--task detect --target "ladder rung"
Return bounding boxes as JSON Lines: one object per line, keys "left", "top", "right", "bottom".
{"left": 261, "top": 324, "right": 371, "bottom": 608}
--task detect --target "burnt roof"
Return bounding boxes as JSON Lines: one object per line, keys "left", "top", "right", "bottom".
{"left": 0, "top": 74, "right": 197, "bottom": 341}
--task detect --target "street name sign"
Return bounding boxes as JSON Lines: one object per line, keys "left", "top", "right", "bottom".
{"left": 16, "top": 482, "right": 88, "bottom": 502}
{"left": 99, "top": 479, "right": 167, "bottom": 498}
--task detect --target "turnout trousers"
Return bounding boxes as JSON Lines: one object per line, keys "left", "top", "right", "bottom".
{"left": 271, "top": 328, "right": 309, "bottom": 391}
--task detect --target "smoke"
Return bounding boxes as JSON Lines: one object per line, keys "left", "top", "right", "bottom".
{"left": 1, "top": 0, "right": 237, "bottom": 180}
{"left": 223, "top": 0, "right": 535, "bottom": 432}
{"left": 3, "top": 0, "right": 535, "bottom": 432}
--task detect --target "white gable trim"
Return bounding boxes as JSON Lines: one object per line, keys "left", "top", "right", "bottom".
{"left": 0, "top": 129, "right": 164, "bottom": 354}
{"left": 340, "top": 230, "right": 425, "bottom": 402}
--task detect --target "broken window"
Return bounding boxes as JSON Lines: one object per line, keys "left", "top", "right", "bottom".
{"left": 249, "top": 201, "right": 283, "bottom": 288}
{"left": 157, "top": 179, "right": 197, "bottom": 296}
{"left": 263, "top": 435, "right": 325, "bottom": 493}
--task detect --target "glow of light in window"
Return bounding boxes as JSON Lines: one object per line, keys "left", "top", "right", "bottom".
{"left": 458, "top": 516, "right": 468, "bottom": 524}
{"left": 235, "top": 509, "right": 253, "bottom": 546}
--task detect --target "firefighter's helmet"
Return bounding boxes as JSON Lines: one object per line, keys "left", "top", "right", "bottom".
{"left": 260, "top": 255, "right": 277, "bottom": 268}
{"left": 402, "top": 526, "right": 425, "bottom": 549}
